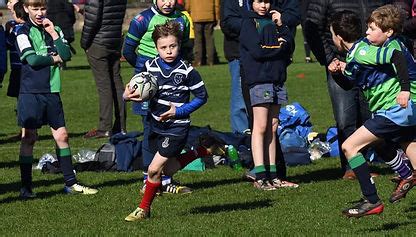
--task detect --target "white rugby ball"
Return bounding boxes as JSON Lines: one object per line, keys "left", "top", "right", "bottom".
{"left": 129, "top": 72, "right": 158, "bottom": 101}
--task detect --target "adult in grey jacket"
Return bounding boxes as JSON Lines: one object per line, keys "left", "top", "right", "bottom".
{"left": 81, "top": 0, "right": 127, "bottom": 138}
{"left": 304, "top": 0, "right": 390, "bottom": 179}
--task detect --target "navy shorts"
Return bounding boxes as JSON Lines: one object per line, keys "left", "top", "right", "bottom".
{"left": 18, "top": 93, "right": 66, "bottom": 130}
{"left": 149, "top": 132, "right": 187, "bottom": 158}
{"left": 249, "top": 83, "right": 287, "bottom": 106}
{"left": 364, "top": 115, "right": 416, "bottom": 143}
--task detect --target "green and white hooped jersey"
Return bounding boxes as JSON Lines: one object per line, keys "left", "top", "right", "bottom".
{"left": 16, "top": 21, "right": 66, "bottom": 93}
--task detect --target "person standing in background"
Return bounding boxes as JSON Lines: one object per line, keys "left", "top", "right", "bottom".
{"left": 81, "top": 0, "right": 127, "bottom": 139}
{"left": 0, "top": 13, "right": 6, "bottom": 89}
{"left": 221, "top": 0, "right": 300, "bottom": 185}
{"left": 185, "top": 0, "right": 220, "bottom": 66}
{"left": 393, "top": 0, "right": 416, "bottom": 56}
{"left": 220, "top": 0, "right": 250, "bottom": 135}
{"left": 299, "top": 0, "right": 312, "bottom": 63}
{"left": 46, "top": 0, "right": 76, "bottom": 56}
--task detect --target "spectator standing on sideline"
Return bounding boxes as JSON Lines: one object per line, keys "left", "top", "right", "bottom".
{"left": 299, "top": 0, "right": 312, "bottom": 63}
{"left": 0, "top": 15, "right": 6, "bottom": 89}
{"left": 240, "top": 0, "right": 295, "bottom": 190}
{"left": 16, "top": 0, "right": 97, "bottom": 198}
{"left": 393, "top": 0, "right": 416, "bottom": 56}
{"left": 5, "top": 1, "right": 25, "bottom": 98}
{"left": 46, "top": 0, "right": 76, "bottom": 55}
{"left": 81, "top": 0, "right": 127, "bottom": 138}
{"left": 241, "top": 0, "right": 300, "bottom": 129}
{"left": 185, "top": 0, "right": 220, "bottom": 66}
{"left": 221, "top": 0, "right": 300, "bottom": 185}
{"left": 304, "top": 0, "right": 390, "bottom": 180}
{"left": 176, "top": 0, "right": 196, "bottom": 64}
{"left": 220, "top": 0, "right": 250, "bottom": 134}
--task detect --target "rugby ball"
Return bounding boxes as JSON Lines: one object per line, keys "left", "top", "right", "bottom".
{"left": 129, "top": 72, "right": 158, "bottom": 101}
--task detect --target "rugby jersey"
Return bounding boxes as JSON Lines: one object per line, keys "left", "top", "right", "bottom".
{"left": 16, "top": 20, "right": 70, "bottom": 93}
{"left": 123, "top": 6, "right": 190, "bottom": 67}
{"left": 344, "top": 37, "right": 416, "bottom": 112}
{"left": 145, "top": 57, "right": 208, "bottom": 136}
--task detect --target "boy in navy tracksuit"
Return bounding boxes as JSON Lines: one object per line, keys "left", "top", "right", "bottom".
{"left": 240, "top": 0, "right": 296, "bottom": 190}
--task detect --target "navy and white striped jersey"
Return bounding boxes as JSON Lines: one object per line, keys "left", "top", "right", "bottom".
{"left": 146, "top": 57, "right": 208, "bottom": 136}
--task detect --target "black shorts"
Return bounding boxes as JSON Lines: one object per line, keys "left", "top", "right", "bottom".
{"left": 364, "top": 115, "right": 416, "bottom": 143}
{"left": 148, "top": 132, "right": 188, "bottom": 158}
{"left": 18, "top": 93, "right": 66, "bottom": 130}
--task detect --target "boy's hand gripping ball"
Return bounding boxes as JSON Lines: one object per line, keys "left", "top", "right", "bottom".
{"left": 129, "top": 72, "right": 158, "bottom": 101}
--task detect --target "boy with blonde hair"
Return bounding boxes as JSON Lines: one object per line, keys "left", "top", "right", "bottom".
{"left": 16, "top": 0, "right": 97, "bottom": 198}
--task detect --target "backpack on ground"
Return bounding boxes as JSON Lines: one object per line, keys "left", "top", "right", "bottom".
{"left": 325, "top": 126, "right": 339, "bottom": 157}
{"left": 95, "top": 143, "right": 116, "bottom": 171}
{"left": 279, "top": 128, "right": 311, "bottom": 166}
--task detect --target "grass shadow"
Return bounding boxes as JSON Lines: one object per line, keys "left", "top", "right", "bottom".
{"left": 64, "top": 65, "right": 91, "bottom": 70}
{"left": 95, "top": 176, "right": 139, "bottom": 188}
{"left": 187, "top": 177, "right": 245, "bottom": 190}
{"left": 0, "top": 160, "right": 20, "bottom": 169}
{"left": 189, "top": 199, "right": 273, "bottom": 214}
{"left": 365, "top": 221, "right": 413, "bottom": 232}
{"left": 0, "top": 177, "right": 63, "bottom": 196}
{"left": 0, "top": 134, "right": 22, "bottom": 144}
{"left": 404, "top": 201, "right": 416, "bottom": 213}
{"left": 289, "top": 167, "right": 343, "bottom": 183}
{"left": 0, "top": 132, "right": 87, "bottom": 145}
{"left": 290, "top": 165, "right": 393, "bottom": 183}
{"left": 0, "top": 175, "right": 139, "bottom": 203}
{"left": 0, "top": 189, "right": 65, "bottom": 204}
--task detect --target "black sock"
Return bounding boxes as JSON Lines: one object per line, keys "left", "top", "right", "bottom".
{"left": 349, "top": 153, "right": 379, "bottom": 204}
{"left": 255, "top": 165, "right": 267, "bottom": 180}
{"left": 268, "top": 165, "right": 277, "bottom": 180}
{"left": 19, "top": 155, "right": 33, "bottom": 189}
{"left": 57, "top": 147, "right": 77, "bottom": 186}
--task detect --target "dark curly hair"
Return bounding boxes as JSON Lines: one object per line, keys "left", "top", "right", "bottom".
{"left": 152, "top": 20, "right": 183, "bottom": 45}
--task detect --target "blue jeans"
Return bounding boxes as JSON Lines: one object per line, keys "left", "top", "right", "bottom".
{"left": 326, "top": 71, "right": 370, "bottom": 172}
{"left": 229, "top": 59, "right": 249, "bottom": 133}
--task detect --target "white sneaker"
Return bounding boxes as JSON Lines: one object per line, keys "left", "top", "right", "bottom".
{"left": 64, "top": 183, "right": 98, "bottom": 195}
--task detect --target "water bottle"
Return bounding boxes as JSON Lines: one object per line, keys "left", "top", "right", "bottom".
{"left": 227, "top": 145, "right": 243, "bottom": 171}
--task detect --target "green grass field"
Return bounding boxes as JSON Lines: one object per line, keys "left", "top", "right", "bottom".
{"left": 1, "top": 30, "right": 416, "bottom": 235}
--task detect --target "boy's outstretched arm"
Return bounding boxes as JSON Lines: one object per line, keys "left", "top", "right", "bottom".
{"left": 328, "top": 59, "right": 354, "bottom": 90}
{"left": 174, "top": 70, "right": 208, "bottom": 119}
